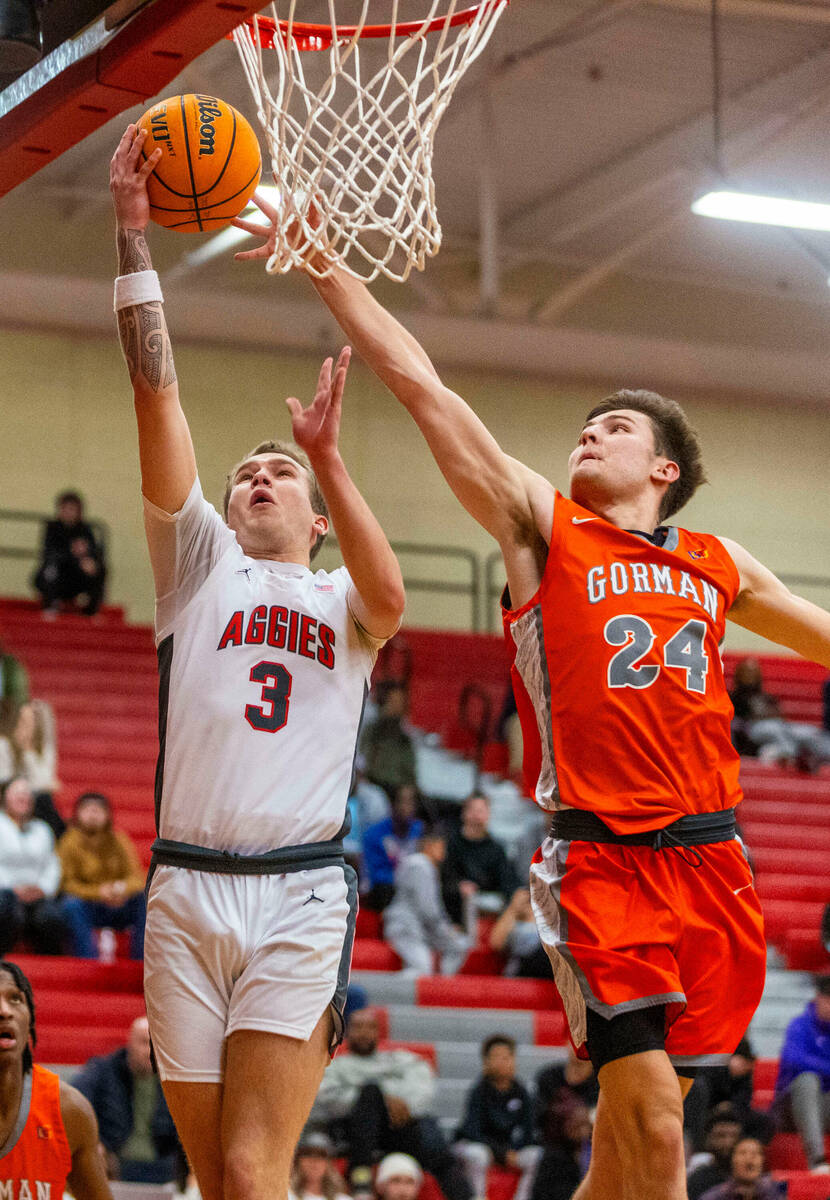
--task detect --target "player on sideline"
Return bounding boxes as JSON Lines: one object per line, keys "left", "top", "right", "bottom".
{"left": 0, "top": 960, "right": 113, "bottom": 1200}
{"left": 233, "top": 196, "right": 830, "bottom": 1200}
{"left": 109, "top": 128, "right": 405, "bottom": 1200}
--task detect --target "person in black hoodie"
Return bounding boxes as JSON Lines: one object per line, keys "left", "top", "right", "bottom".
{"left": 34, "top": 491, "right": 106, "bottom": 616}
{"left": 443, "top": 794, "right": 516, "bottom": 924}
{"left": 73, "top": 1016, "right": 180, "bottom": 1182}
{"left": 454, "top": 1035, "right": 541, "bottom": 1200}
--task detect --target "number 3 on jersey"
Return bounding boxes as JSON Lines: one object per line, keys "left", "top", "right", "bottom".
{"left": 604, "top": 616, "right": 709, "bottom": 694}
{"left": 245, "top": 661, "right": 292, "bottom": 732}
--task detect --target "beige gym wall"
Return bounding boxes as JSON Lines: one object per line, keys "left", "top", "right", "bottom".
{"left": 1, "top": 325, "right": 828, "bottom": 653}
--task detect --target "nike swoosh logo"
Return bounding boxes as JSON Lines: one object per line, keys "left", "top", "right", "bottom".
{"left": 733, "top": 883, "right": 752, "bottom": 896}
{"left": 572, "top": 516, "right": 598, "bottom": 524}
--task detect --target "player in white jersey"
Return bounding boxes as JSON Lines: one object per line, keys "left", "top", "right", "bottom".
{"left": 109, "top": 127, "right": 405, "bottom": 1200}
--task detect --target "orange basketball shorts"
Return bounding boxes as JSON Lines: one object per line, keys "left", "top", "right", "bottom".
{"left": 529, "top": 833, "right": 766, "bottom": 1069}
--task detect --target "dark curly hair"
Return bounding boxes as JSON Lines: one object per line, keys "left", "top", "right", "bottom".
{"left": 584, "top": 389, "right": 707, "bottom": 521}
{"left": 0, "top": 960, "right": 36, "bottom": 1073}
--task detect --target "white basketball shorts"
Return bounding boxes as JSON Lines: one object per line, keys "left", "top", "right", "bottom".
{"left": 143, "top": 862, "right": 357, "bottom": 1082}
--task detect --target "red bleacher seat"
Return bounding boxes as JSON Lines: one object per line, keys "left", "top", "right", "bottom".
{"left": 773, "top": 1171, "right": 830, "bottom": 1199}
{"left": 420, "top": 1167, "right": 518, "bottom": 1200}
{"left": 778, "top": 929, "right": 830, "bottom": 973}
{"left": 356, "top": 909, "right": 383, "bottom": 939}
{"left": 417, "top": 975, "right": 559, "bottom": 1011}
{"left": 760, "top": 900, "right": 826, "bottom": 942}
{"left": 533, "top": 1010, "right": 568, "bottom": 1045}
{"left": 755, "top": 875, "right": 830, "bottom": 904}
{"left": 9, "top": 955, "right": 143, "bottom": 993}
{"left": 768, "top": 1133, "right": 830, "bottom": 1173}
{"left": 351, "top": 939, "right": 402, "bottom": 971}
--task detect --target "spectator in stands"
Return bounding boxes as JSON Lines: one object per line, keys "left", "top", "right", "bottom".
{"left": 773, "top": 973, "right": 830, "bottom": 1174}
{"left": 697, "top": 1137, "right": 783, "bottom": 1200}
{"left": 729, "top": 657, "right": 830, "bottom": 769}
{"left": 684, "top": 1036, "right": 774, "bottom": 1153}
{"left": 443, "top": 793, "right": 516, "bottom": 925}
{"left": 496, "top": 686, "right": 523, "bottom": 776}
{"left": 0, "top": 699, "right": 63, "bottom": 838}
{"left": 0, "top": 775, "right": 68, "bottom": 955}
{"left": 489, "top": 888, "right": 550, "bottom": 979}
{"left": 290, "top": 1132, "right": 351, "bottom": 1200}
{"left": 455, "top": 1034, "right": 542, "bottom": 1200}
{"left": 534, "top": 1049, "right": 599, "bottom": 1148}
{"left": 384, "top": 826, "right": 470, "bottom": 976}
{"left": 373, "top": 1153, "right": 422, "bottom": 1200}
{"left": 74, "top": 1014, "right": 179, "bottom": 1183}
{"left": 687, "top": 1107, "right": 746, "bottom": 1200}
{"left": 359, "top": 682, "right": 417, "bottom": 799}
{"left": 529, "top": 1099, "right": 592, "bottom": 1200}
{"left": 58, "top": 792, "right": 146, "bottom": 960}
{"left": 0, "top": 641, "right": 29, "bottom": 711}
{"left": 376, "top": 1152, "right": 426, "bottom": 1200}
{"left": 345, "top": 768, "right": 391, "bottom": 863}
{"left": 362, "top": 784, "right": 423, "bottom": 910}
{"left": 311, "top": 1008, "right": 471, "bottom": 1200}
{"left": 34, "top": 490, "right": 106, "bottom": 617}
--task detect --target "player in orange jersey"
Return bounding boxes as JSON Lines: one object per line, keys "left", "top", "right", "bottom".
{"left": 0, "top": 960, "right": 112, "bottom": 1200}
{"left": 234, "top": 198, "right": 830, "bottom": 1200}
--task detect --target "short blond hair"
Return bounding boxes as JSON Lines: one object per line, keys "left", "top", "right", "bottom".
{"left": 223, "top": 440, "right": 329, "bottom": 561}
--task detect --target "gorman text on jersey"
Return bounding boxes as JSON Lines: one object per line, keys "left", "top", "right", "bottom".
{"left": 216, "top": 605, "right": 336, "bottom": 669}
{"left": 586, "top": 560, "right": 720, "bottom": 620}
{"left": 0, "top": 1183, "right": 53, "bottom": 1200}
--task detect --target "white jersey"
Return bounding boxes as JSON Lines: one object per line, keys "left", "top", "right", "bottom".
{"left": 144, "top": 477, "right": 383, "bottom": 854}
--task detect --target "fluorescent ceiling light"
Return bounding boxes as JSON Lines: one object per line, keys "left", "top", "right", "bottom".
{"left": 174, "top": 185, "right": 281, "bottom": 272}
{"left": 692, "top": 190, "right": 830, "bottom": 233}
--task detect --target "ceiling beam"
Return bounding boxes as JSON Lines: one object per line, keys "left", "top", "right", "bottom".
{"left": 505, "top": 35, "right": 830, "bottom": 245}
{"left": 1, "top": 269, "right": 829, "bottom": 407}
{"left": 648, "top": 0, "right": 830, "bottom": 25}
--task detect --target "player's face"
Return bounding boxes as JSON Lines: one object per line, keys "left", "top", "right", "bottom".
{"left": 226, "top": 453, "right": 325, "bottom": 561}
{"left": 568, "top": 409, "right": 673, "bottom": 513}
{"left": 0, "top": 971, "right": 31, "bottom": 1064}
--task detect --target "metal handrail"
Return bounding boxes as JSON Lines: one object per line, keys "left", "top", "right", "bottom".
{"left": 324, "top": 536, "right": 483, "bottom": 631}
{"left": 0, "top": 507, "right": 110, "bottom": 563}
{"left": 485, "top": 550, "right": 830, "bottom": 633}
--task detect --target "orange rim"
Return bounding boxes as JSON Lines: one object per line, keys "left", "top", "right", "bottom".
{"left": 231, "top": 4, "right": 505, "bottom": 51}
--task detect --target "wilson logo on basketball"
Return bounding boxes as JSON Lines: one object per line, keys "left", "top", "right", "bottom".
{"left": 196, "top": 96, "right": 223, "bottom": 157}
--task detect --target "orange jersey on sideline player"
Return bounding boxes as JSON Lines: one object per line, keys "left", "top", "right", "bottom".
{"left": 503, "top": 491, "right": 742, "bottom": 833}
{"left": 0, "top": 1065, "right": 71, "bottom": 1197}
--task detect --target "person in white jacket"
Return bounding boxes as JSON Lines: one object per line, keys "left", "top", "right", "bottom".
{"left": 0, "top": 776, "right": 68, "bottom": 954}
{"left": 383, "top": 827, "right": 471, "bottom": 976}
{"left": 310, "top": 1007, "right": 471, "bottom": 1200}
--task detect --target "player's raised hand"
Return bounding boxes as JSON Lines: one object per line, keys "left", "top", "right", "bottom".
{"left": 233, "top": 190, "right": 329, "bottom": 271}
{"left": 285, "top": 347, "right": 351, "bottom": 461}
{"left": 110, "top": 125, "right": 161, "bottom": 230}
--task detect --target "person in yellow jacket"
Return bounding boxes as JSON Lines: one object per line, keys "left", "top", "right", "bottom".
{"left": 58, "top": 792, "right": 146, "bottom": 959}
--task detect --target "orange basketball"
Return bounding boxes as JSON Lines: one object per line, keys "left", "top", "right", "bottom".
{"left": 138, "top": 94, "right": 262, "bottom": 233}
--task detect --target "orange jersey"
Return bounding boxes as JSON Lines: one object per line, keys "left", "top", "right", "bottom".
{"left": 0, "top": 1066, "right": 72, "bottom": 1199}
{"left": 503, "top": 491, "right": 742, "bottom": 833}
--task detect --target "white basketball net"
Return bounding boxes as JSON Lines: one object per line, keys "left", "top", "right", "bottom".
{"left": 233, "top": 1, "right": 508, "bottom": 282}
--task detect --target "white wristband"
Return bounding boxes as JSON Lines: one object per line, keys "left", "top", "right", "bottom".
{"left": 113, "top": 270, "right": 163, "bottom": 312}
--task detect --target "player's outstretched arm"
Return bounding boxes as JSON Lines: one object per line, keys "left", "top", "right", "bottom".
{"left": 721, "top": 537, "right": 830, "bottom": 667}
{"left": 287, "top": 347, "right": 405, "bottom": 639}
{"left": 60, "top": 1082, "right": 113, "bottom": 1200}
{"left": 110, "top": 125, "right": 196, "bottom": 515}
{"left": 232, "top": 200, "right": 549, "bottom": 552}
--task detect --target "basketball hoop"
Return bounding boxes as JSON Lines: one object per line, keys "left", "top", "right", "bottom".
{"left": 231, "top": 1, "right": 509, "bottom": 283}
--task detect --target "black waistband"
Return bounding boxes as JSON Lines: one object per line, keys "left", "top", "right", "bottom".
{"left": 149, "top": 836, "right": 345, "bottom": 877}
{"left": 549, "top": 808, "right": 736, "bottom": 849}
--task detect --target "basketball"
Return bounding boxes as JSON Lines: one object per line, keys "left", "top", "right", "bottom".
{"left": 137, "top": 93, "right": 262, "bottom": 233}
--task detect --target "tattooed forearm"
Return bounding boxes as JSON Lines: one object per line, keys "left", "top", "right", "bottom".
{"left": 115, "top": 227, "right": 177, "bottom": 393}
{"left": 116, "top": 226, "right": 152, "bottom": 275}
